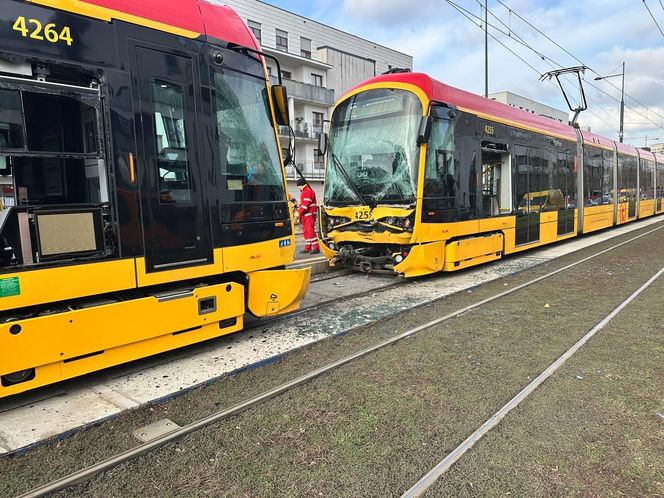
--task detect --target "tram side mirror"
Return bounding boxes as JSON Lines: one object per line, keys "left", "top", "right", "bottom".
{"left": 317, "top": 132, "right": 328, "bottom": 156}
{"left": 271, "top": 85, "right": 289, "bottom": 126}
{"left": 417, "top": 116, "right": 433, "bottom": 145}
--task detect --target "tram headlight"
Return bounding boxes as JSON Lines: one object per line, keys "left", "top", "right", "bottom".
{"left": 328, "top": 216, "right": 351, "bottom": 229}
{"left": 380, "top": 215, "right": 415, "bottom": 231}
{"left": 394, "top": 254, "right": 404, "bottom": 263}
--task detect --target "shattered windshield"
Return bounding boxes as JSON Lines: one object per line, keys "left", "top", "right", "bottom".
{"left": 214, "top": 68, "right": 285, "bottom": 202}
{"left": 324, "top": 88, "right": 422, "bottom": 206}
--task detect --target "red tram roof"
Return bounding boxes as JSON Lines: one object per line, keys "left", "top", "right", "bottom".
{"left": 581, "top": 130, "right": 615, "bottom": 151}
{"left": 346, "top": 72, "right": 650, "bottom": 159}
{"left": 639, "top": 148, "right": 656, "bottom": 161}
{"left": 27, "top": 0, "right": 259, "bottom": 49}
{"left": 345, "top": 72, "right": 577, "bottom": 142}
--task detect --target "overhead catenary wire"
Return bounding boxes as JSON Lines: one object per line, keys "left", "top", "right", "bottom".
{"left": 444, "top": 0, "right": 543, "bottom": 75}
{"left": 495, "top": 0, "right": 664, "bottom": 127}
{"left": 476, "top": 0, "right": 615, "bottom": 124}
{"left": 642, "top": 0, "right": 664, "bottom": 38}
{"left": 584, "top": 93, "right": 621, "bottom": 128}
{"left": 443, "top": 0, "right": 664, "bottom": 132}
{"left": 462, "top": 0, "right": 664, "bottom": 129}
{"left": 472, "top": 0, "right": 618, "bottom": 126}
{"left": 449, "top": 0, "right": 603, "bottom": 126}
{"left": 446, "top": 1, "right": 605, "bottom": 118}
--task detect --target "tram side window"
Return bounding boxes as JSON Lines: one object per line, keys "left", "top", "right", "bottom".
{"left": 514, "top": 146, "right": 547, "bottom": 213}
{"left": 617, "top": 153, "right": 637, "bottom": 203}
{"left": 602, "top": 149, "right": 614, "bottom": 203}
{"left": 640, "top": 159, "right": 654, "bottom": 200}
{"left": 0, "top": 88, "right": 106, "bottom": 205}
{"left": 0, "top": 89, "right": 25, "bottom": 149}
{"left": 553, "top": 153, "right": 576, "bottom": 207}
{"left": 529, "top": 148, "right": 554, "bottom": 212}
{"left": 583, "top": 146, "right": 608, "bottom": 206}
{"left": 513, "top": 145, "right": 529, "bottom": 214}
{"left": 152, "top": 80, "right": 191, "bottom": 204}
{"left": 423, "top": 117, "right": 455, "bottom": 198}
{"left": 423, "top": 114, "right": 478, "bottom": 221}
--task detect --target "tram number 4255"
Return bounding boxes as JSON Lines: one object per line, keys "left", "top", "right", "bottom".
{"left": 12, "top": 16, "right": 73, "bottom": 46}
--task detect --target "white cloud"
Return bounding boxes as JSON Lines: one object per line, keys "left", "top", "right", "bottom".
{"left": 340, "top": 0, "right": 442, "bottom": 26}
{"left": 296, "top": 0, "right": 664, "bottom": 141}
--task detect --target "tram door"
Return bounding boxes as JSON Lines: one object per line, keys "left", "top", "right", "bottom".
{"left": 480, "top": 141, "right": 511, "bottom": 217}
{"left": 133, "top": 46, "right": 211, "bottom": 271}
{"left": 514, "top": 145, "right": 541, "bottom": 245}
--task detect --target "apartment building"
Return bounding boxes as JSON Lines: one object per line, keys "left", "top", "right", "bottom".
{"left": 219, "top": 0, "right": 413, "bottom": 191}
{"left": 649, "top": 143, "right": 664, "bottom": 154}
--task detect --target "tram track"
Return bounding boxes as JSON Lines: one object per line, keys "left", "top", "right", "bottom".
{"left": 401, "top": 264, "right": 664, "bottom": 497}
{"left": 245, "top": 269, "right": 402, "bottom": 330}
{"left": 14, "top": 220, "right": 664, "bottom": 498}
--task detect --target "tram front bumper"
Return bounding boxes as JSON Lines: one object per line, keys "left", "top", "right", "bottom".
{"left": 393, "top": 241, "right": 446, "bottom": 277}
{"left": 247, "top": 267, "right": 311, "bottom": 317}
{"left": 319, "top": 238, "right": 445, "bottom": 277}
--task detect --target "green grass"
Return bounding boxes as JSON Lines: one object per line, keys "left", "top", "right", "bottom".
{"left": 1, "top": 222, "right": 663, "bottom": 498}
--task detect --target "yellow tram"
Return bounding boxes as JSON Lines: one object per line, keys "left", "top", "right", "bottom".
{"left": 317, "top": 72, "right": 664, "bottom": 277}
{"left": 0, "top": 0, "right": 309, "bottom": 396}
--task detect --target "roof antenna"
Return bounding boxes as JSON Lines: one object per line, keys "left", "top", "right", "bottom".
{"left": 540, "top": 66, "right": 588, "bottom": 127}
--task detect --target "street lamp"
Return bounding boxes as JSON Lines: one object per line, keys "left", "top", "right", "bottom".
{"left": 624, "top": 135, "right": 660, "bottom": 148}
{"left": 594, "top": 62, "right": 625, "bottom": 143}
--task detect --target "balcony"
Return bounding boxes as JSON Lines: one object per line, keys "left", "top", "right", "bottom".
{"left": 283, "top": 79, "right": 335, "bottom": 106}
{"left": 285, "top": 160, "right": 326, "bottom": 181}
{"left": 262, "top": 46, "right": 333, "bottom": 71}
{"left": 278, "top": 121, "right": 323, "bottom": 141}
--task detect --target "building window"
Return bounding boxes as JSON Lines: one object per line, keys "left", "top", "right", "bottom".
{"left": 312, "top": 111, "right": 324, "bottom": 129}
{"left": 300, "top": 37, "right": 312, "bottom": 58}
{"left": 247, "top": 20, "right": 261, "bottom": 43}
{"left": 281, "top": 70, "right": 292, "bottom": 80}
{"left": 276, "top": 29, "right": 288, "bottom": 52}
{"left": 311, "top": 73, "right": 323, "bottom": 87}
{"left": 314, "top": 150, "right": 324, "bottom": 169}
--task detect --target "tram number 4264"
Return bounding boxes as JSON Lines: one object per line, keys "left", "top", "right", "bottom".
{"left": 12, "top": 16, "right": 74, "bottom": 46}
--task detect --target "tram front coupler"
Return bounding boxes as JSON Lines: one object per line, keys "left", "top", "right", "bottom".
{"left": 323, "top": 243, "right": 412, "bottom": 273}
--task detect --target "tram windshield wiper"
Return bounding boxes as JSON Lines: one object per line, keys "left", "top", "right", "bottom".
{"left": 329, "top": 150, "right": 370, "bottom": 207}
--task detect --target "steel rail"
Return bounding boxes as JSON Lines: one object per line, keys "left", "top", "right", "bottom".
{"left": 402, "top": 264, "right": 664, "bottom": 497}
{"left": 245, "top": 272, "right": 404, "bottom": 330}
{"left": 17, "top": 221, "right": 664, "bottom": 498}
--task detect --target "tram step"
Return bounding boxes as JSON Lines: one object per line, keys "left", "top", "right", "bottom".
{"left": 443, "top": 233, "right": 504, "bottom": 272}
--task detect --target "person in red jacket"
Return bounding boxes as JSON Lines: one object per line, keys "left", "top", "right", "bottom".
{"left": 296, "top": 178, "right": 320, "bottom": 254}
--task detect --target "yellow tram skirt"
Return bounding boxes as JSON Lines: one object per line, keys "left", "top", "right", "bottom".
{"left": 0, "top": 266, "right": 310, "bottom": 397}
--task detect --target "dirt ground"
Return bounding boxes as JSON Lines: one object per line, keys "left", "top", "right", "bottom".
{"left": 2, "top": 222, "right": 663, "bottom": 497}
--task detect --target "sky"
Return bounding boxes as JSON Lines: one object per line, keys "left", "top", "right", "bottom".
{"left": 261, "top": 0, "right": 664, "bottom": 147}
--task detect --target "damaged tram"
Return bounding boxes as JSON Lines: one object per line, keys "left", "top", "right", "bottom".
{"left": 0, "top": 0, "right": 309, "bottom": 396}
{"left": 318, "top": 72, "right": 664, "bottom": 277}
